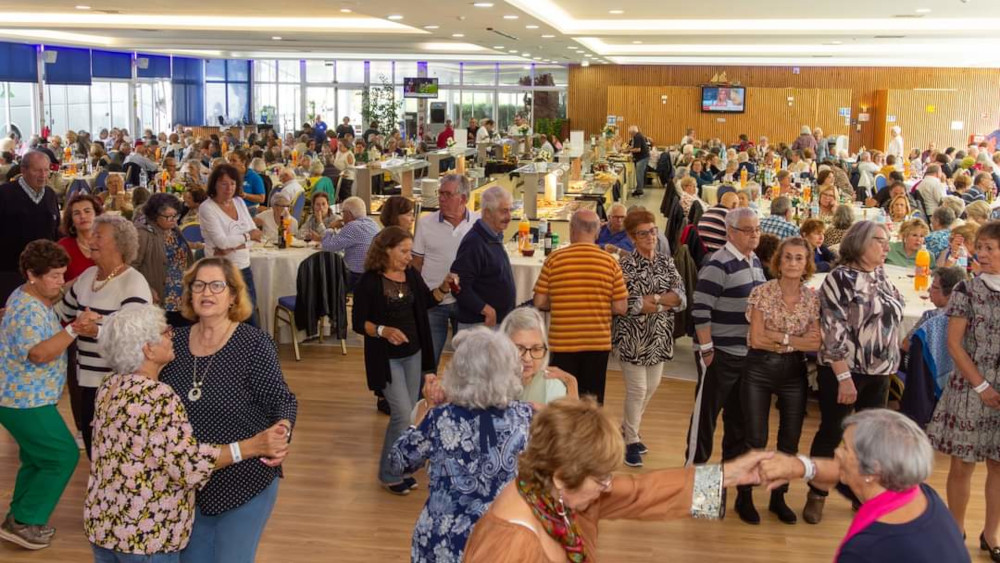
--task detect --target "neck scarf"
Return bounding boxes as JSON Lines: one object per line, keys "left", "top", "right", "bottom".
{"left": 836, "top": 486, "right": 919, "bottom": 561}
{"left": 516, "top": 479, "right": 587, "bottom": 562}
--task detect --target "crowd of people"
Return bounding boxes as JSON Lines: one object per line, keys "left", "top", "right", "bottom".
{"left": 0, "top": 117, "right": 998, "bottom": 563}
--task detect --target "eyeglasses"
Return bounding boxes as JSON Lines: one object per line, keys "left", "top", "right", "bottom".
{"left": 190, "top": 280, "right": 229, "bottom": 294}
{"left": 593, "top": 474, "right": 613, "bottom": 491}
{"left": 161, "top": 326, "right": 175, "bottom": 339}
{"left": 158, "top": 213, "right": 179, "bottom": 221}
{"left": 516, "top": 344, "right": 548, "bottom": 359}
{"left": 635, "top": 227, "right": 658, "bottom": 238}
{"left": 872, "top": 236, "right": 890, "bottom": 247}
{"left": 438, "top": 190, "right": 459, "bottom": 199}
{"left": 732, "top": 226, "right": 762, "bottom": 235}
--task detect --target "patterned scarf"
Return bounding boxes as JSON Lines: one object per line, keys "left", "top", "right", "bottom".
{"left": 515, "top": 479, "right": 587, "bottom": 562}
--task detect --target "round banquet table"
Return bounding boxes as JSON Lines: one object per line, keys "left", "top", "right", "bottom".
{"left": 508, "top": 249, "right": 546, "bottom": 305}
{"left": 806, "top": 264, "right": 935, "bottom": 339}
{"left": 249, "top": 245, "right": 318, "bottom": 341}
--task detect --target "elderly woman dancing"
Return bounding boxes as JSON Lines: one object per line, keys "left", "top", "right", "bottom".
{"left": 390, "top": 327, "right": 534, "bottom": 563}
{"left": 500, "top": 307, "right": 578, "bottom": 405}
{"left": 85, "top": 304, "right": 289, "bottom": 562}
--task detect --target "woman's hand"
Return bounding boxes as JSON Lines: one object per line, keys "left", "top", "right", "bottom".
{"left": 545, "top": 367, "right": 578, "bottom": 398}
{"left": 381, "top": 326, "right": 409, "bottom": 346}
{"left": 248, "top": 229, "right": 263, "bottom": 242}
{"left": 758, "top": 452, "right": 805, "bottom": 491}
{"left": 72, "top": 308, "right": 101, "bottom": 338}
{"left": 422, "top": 374, "right": 447, "bottom": 407}
{"left": 837, "top": 378, "right": 858, "bottom": 405}
{"left": 722, "top": 450, "right": 774, "bottom": 488}
{"left": 247, "top": 422, "right": 290, "bottom": 462}
{"left": 980, "top": 386, "right": 1000, "bottom": 410}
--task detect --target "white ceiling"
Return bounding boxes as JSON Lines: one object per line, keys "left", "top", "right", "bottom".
{"left": 0, "top": 0, "right": 999, "bottom": 67}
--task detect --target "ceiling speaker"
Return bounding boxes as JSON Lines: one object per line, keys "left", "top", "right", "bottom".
{"left": 136, "top": 57, "right": 150, "bottom": 69}
{"left": 43, "top": 51, "right": 58, "bottom": 64}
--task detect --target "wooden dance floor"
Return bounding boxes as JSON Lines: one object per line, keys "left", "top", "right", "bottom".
{"left": 0, "top": 344, "right": 989, "bottom": 562}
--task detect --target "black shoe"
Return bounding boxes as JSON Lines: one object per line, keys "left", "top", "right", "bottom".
{"left": 383, "top": 481, "right": 411, "bottom": 496}
{"left": 376, "top": 397, "right": 391, "bottom": 416}
{"left": 769, "top": 490, "right": 797, "bottom": 524}
{"left": 735, "top": 487, "right": 760, "bottom": 525}
{"left": 981, "top": 532, "right": 1000, "bottom": 562}
{"left": 631, "top": 191, "right": 644, "bottom": 197}
{"left": 636, "top": 441, "right": 648, "bottom": 455}
{"left": 624, "top": 443, "right": 643, "bottom": 467}
{"left": 403, "top": 477, "right": 418, "bottom": 490}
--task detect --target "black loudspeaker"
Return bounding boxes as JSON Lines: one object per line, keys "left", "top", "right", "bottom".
{"left": 430, "top": 107, "right": 445, "bottom": 123}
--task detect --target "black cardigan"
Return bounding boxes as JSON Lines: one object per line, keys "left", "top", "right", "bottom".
{"left": 352, "top": 267, "right": 440, "bottom": 391}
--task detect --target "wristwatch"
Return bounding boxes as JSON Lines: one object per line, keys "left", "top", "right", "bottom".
{"left": 653, "top": 293, "right": 662, "bottom": 305}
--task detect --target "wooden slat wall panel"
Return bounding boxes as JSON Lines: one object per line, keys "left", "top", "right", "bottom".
{"left": 609, "top": 86, "right": 850, "bottom": 149}
{"left": 882, "top": 89, "right": 987, "bottom": 154}
{"left": 569, "top": 65, "right": 1000, "bottom": 152}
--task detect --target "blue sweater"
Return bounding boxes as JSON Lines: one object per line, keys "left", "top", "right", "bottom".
{"left": 596, "top": 225, "right": 634, "bottom": 252}
{"left": 449, "top": 219, "right": 516, "bottom": 324}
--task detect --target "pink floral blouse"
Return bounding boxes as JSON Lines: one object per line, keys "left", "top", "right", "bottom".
{"left": 745, "top": 280, "right": 820, "bottom": 341}
{"left": 85, "top": 373, "right": 220, "bottom": 555}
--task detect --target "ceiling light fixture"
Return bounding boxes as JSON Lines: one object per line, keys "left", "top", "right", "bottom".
{"left": 609, "top": 9, "right": 624, "bottom": 14}
{"left": 0, "top": 28, "right": 112, "bottom": 45}
{"left": 75, "top": 5, "right": 91, "bottom": 9}
{"left": 473, "top": 2, "right": 495, "bottom": 6}
{"left": 916, "top": 8, "right": 932, "bottom": 13}
{"left": 387, "top": 15, "right": 404, "bottom": 20}
{"left": 340, "top": 8, "right": 352, "bottom": 13}
{"left": 423, "top": 25, "right": 439, "bottom": 29}
{"left": 493, "top": 45, "right": 505, "bottom": 48}
{"left": 581, "top": 60, "right": 590, "bottom": 66}
{"left": 452, "top": 33, "right": 465, "bottom": 37}
{"left": 632, "top": 40, "right": 642, "bottom": 44}
{"left": 272, "top": 36, "right": 282, "bottom": 40}
{"left": 526, "top": 25, "right": 539, "bottom": 29}
{"left": 503, "top": 15, "right": 519, "bottom": 19}
{"left": 541, "top": 34, "right": 555, "bottom": 38}
{"left": 522, "top": 51, "right": 530, "bottom": 55}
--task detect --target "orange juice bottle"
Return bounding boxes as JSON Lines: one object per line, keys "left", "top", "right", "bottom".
{"left": 739, "top": 167, "right": 748, "bottom": 188}
{"left": 802, "top": 185, "right": 812, "bottom": 203}
{"left": 64, "top": 146, "right": 72, "bottom": 161}
{"left": 518, "top": 216, "right": 531, "bottom": 252}
{"left": 914, "top": 246, "right": 931, "bottom": 291}
{"left": 283, "top": 216, "right": 293, "bottom": 248}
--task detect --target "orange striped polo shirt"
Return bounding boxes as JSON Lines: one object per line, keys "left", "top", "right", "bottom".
{"left": 533, "top": 243, "right": 628, "bottom": 353}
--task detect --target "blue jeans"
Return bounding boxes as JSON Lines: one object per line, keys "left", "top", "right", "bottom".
{"left": 426, "top": 302, "right": 459, "bottom": 370}
{"left": 634, "top": 157, "right": 650, "bottom": 193}
{"left": 239, "top": 266, "right": 259, "bottom": 328}
{"left": 93, "top": 545, "right": 179, "bottom": 563}
{"left": 180, "top": 478, "right": 279, "bottom": 563}
{"left": 378, "top": 351, "right": 423, "bottom": 484}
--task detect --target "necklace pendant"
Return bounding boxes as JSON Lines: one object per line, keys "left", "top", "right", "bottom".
{"left": 188, "top": 387, "right": 202, "bottom": 402}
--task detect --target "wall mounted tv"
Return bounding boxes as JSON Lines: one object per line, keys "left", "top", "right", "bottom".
{"left": 403, "top": 77, "right": 440, "bottom": 99}
{"left": 701, "top": 86, "right": 746, "bottom": 113}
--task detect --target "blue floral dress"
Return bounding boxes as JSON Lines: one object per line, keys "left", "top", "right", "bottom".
{"left": 389, "top": 401, "right": 534, "bottom": 563}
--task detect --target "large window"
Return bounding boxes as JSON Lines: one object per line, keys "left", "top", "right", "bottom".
{"left": 136, "top": 80, "right": 171, "bottom": 135}
{"left": 1, "top": 82, "right": 36, "bottom": 138}
{"left": 205, "top": 59, "right": 250, "bottom": 125}
{"left": 90, "top": 81, "right": 130, "bottom": 133}
{"left": 254, "top": 60, "right": 302, "bottom": 134}
{"left": 45, "top": 84, "right": 91, "bottom": 136}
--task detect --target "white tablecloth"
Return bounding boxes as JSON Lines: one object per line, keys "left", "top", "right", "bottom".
{"left": 702, "top": 184, "right": 719, "bottom": 206}
{"left": 508, "top": 250, "right": 546, "bottom": 304}
{"left": 249, "top": 246, "right": 319, "bottom": 340}
{"left": 807, "top": 264, "right": 934, "bottom": 338}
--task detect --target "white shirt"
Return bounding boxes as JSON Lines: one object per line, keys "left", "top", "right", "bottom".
{"left": 887, "top": 135, "right": 905, "bottom": 159}
{"left": 917, "top": 176, "right": 947, "bottom": 216}
{"left": 256, "top": 211, "right": 299, "bottom": 243}
{"left": 274, "top": 179, "right": 304, "bottom": 206}
{"left": 198, "top": 198, "right": 257, "bottom": 269}
{"left": 476, "top": 127, "right": 497, "bottom": 144}
{"left": 333, "top": 150, "right": 356, "bottom": 181}
{"left": 124, "top": 152, "right": 159, "bottom": 173}
{"left": 857, "top": 161, "right": 880, "bottom": 189}
{"left": 412, "top": 209, "right": 479, "bottom": 305}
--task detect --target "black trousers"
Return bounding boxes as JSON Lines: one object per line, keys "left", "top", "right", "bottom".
{"left": 685, "top": 349, "right": 748, "bottom": 465}
{"left": 742, "top": 349, "right": 808, "bottom": 492}
{"left": 809, "top": 366, "right": 890, "bottom": 460}
{"left": 550, "top": 351, "right": 611, "bottom": 404}
{"left": 80, "top": 386, "right": 98, "bottom": 460}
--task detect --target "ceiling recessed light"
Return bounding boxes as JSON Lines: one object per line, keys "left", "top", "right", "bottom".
{"left": 340, "top": 8, "right": 352, "bottom": 12}
{"left": 503, "top": 14, "right": 518, "bottom": 19}
{"left": 493, "top": 45, "right": 505, "bottom": 49}
{"left": 541, "top": 34, "right": 555, "bottom": 38}
{"left": 632, "top": 40, "right": 642, "bottom": 44}
{"left": 525, "top": 25, "right": 539, "bottom": 29}
{"left": 509, "top": 49, "right": 518, "bottom": 52}
{"left": 387, "top": 14, "right": 404, "bottom": 20}
{"left": 916, "top": 8, "right": 932, "bottom": 13}
{"left": 609, "top": 9, "right": 624, "bottom": 14}
{"left": 521, "top": 51, "right": 531, "bottom": 55}
{"left": 272, "top": 36, "right": 282, "bottom": 40}
{"left": 473, "top": 2, "right": 494, "bottom": 6}
{"left": 567, "top": 46, "right": 578, "bottom": 50}
{"left": 581, "top": 60, "right": 590, "bottom": 67}
{"left": 75, "top": 4, "right": 91, "bottom": 8}
{"left": 423, "top": 25, "right": 439, "bottom": 29}
{"left": 452, "top": 33, "right": 465, "bottom": 37}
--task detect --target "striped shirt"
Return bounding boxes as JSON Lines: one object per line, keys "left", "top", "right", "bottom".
{"left": 760, "top": 214, "right": 800, "bottom": 240}
{"left": 533, "top": 243, "right": 628, "bottom": 353}
{"left": 691, "top": 243, "right": 766, "bottom": 356}
{"left": 57, "top": 267, "right": 152, "bottom": 388}
{"left": 697, "top": 206, "right": 730, "bottom": 253}
{"left": 322, "top": 216, "right": 379, "bottom": 274}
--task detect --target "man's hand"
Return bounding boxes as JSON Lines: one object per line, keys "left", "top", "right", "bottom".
{"left": 481, "top": 304, "right": 497, "bottom": 327}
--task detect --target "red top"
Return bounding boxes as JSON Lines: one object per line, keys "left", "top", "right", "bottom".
{"left": 57, "top": 237, "right": 95, "bottom": 282}
{"left": 436, "top": 127, "right": 454, "bottom": 149}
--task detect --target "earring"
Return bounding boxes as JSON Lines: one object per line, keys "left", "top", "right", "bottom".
{"left": 555, "top": 490, "right": 567, "bottom": 517}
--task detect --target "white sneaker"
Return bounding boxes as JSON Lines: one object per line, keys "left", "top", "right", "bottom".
{"left": 74, "top": 431, "right": 85, "bottom": 450}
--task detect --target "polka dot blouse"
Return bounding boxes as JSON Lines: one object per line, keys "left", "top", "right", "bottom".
{"left": 160, "top": 323, "right": 298, "bottom": 516}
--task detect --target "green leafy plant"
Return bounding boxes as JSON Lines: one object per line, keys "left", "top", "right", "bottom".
{"left": 361, "top": 73, "right": 402, "bottom": 135}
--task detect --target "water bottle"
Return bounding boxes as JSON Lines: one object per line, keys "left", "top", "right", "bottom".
{"left": 810, "top": 200, "right": 820, "bottom": 219}
{"left": 537, "top": 219, "right": 548, "bottom": 245}
{"left": 139, "top": 168, "right": 148, "bottom": 188}
{"left": 957, "top": 245, "right": 969, "bottom": 269}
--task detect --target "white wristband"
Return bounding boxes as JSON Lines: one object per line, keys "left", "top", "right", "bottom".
{"left": 229, "top": 442, "right": 243, "bottom": 463}
{"left": 376, "top": 325, "right": 385, "bottom": 338}
{"left": 974, "top": 381, "right": 991, "bottom": 394}
{"left": 699, "top": 342, "right": 714, "bottom": 352}
{"left": 835, "top": 371, "right": 852, "bottom": 382}
{"left": 782, "top": 333, "right": 790, "bottom": 346}
{"left": 64, "top": 325, "right": 77, "bottom": 339}
{"left": 653, "top": 293, "right": 661, "bottom": 304}
{"left": 797, "top": 454, "right": 817, "bottom": 482}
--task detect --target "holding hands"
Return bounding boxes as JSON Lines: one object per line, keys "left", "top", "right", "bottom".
{"left": 73, "top": 308, "right": 102, "bottom": 338}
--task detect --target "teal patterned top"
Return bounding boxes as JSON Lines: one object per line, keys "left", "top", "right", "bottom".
{"left": 0, "top": 287, "right": 67, "bottom": 408}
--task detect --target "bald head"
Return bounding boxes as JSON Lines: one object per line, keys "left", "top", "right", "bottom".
{"left": 570, "top": 209, "right": 600, "bottom": 243}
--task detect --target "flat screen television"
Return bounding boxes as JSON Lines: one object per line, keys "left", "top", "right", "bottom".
{"left": 403, "top": 77, "right": 439, "bottom": 99}
{"left": 701, "top": 86, "right": 746, "bottom": 113}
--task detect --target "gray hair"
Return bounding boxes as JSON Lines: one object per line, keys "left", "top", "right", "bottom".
{"left": 499, "top": 307, "right": 550, "bottom": 373}
{"left": 843, "top": 409, "right": 932, "bottom": 491}
{"left": 341, "top": 196, "right": 366, "bottom": 219}
{"left": 800, "top": 125, "right": 812, "bottom": 135}
{"left": 608, "top": 202, "right": 627, "bottom": 215}
{"left": 309, "top": 160, "right": 324, "bottom": 176}
{"left": 442, "top": 327, "right": 523, "bottom": 409}
{"left": 838, "top": 220, "right": 887, "bottom": 266}
{"left": 21, "top": 150, "right": 50, "bottom": 169}
{"left": 832, "top": 204, "right": 855, "bottom": 229}
{"left": 480, "top": 185, "right": 512, "bottom": 214}
{"left": 931, "top": 206, "right": 957, "bottom": 229}
{"left": 440, "top": 173, "right": 471, "bottom": 199}
{"left": 250, "top": 157, "right": 266, "bottom": 173}
{"left": 724, "top": 206, "right": 758, "bottom": 229}
{"left": 770, "top": 196, "right": 791, "bottom": 217}
{"left": 934, "top": 266, "right": 966, "bottom": 296}
{"left": 99, "top": 304, "right": 167, "bottom": 374}
{"left": 941, "top": 195, "right": 965, "bottom": 218}
{"left": 93, "top": 214, "right": 139, "bottom": 263}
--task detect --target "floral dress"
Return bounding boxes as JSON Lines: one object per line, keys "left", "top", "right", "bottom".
{"left": 85, "top": 373, "right": 220, "bottom": 554}
{"left": 745, "top": 280, "right": 820, "bottom": 341}
{"left": 927, "top": 278, "right": 1000, "bottom": 462}
{"left": 162, "top": 229, "right": 188, "bottom": 312}
{"left": 389, "top": 402, "right": 534, "bottom": 563}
